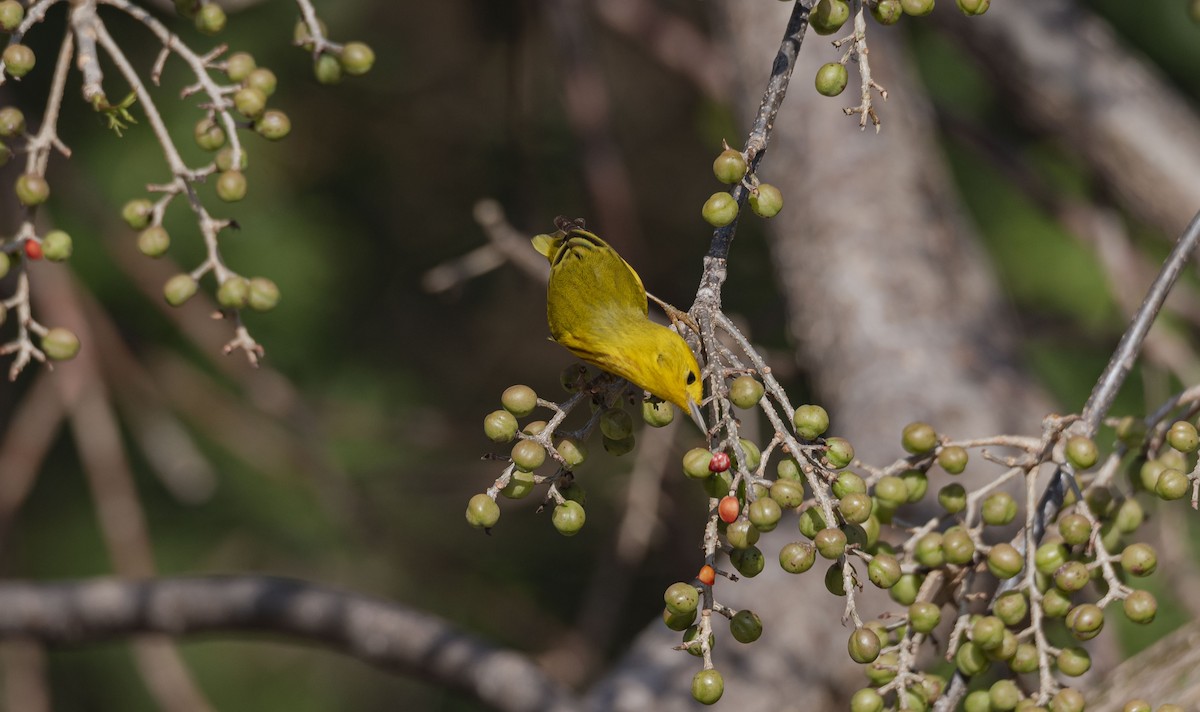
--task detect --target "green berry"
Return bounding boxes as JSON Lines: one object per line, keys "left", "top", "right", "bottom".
{"left": 814, "top": 527, "right": 847, "bottom": 559}
{"left": 729, "top": 545, "right": 764, "bottom": 577}
{"left": 956, "top": 0, "right": 989, "bottom": 15}
{"left": 964, "top": 691, "right": 992, "bottom": 712}
{"left": 941, "top": 527, "right": 976, "bottom": 565}
{"left": 874, "top": 475, "right": 908, "bottom": 508}
{"left": 216, "top": 145, "right": 250, "bottom": 173}
{"left": 989, "top": 679, "right": 1020, "bottom": 711}
{"left": 194, "top": 2, "right": 226, "bottom": 34}
{"left": 847, "top": 627, "right": 881, "bottom": 663}
{"left": 832, "top": 471, "right": 866, "bottom": 497}
{"left": 216, "top": 168, "right": 248, "bottom": 202}
{"left": 888, "top": 573, "right": 922, "bottom": 605}
{"left": 729, "top": 375, "right": 764, "bottom": 408}
{"left": 134, "top": 225, "right": 172, "bottom": 258}
{"left": 982, "top": 491, "right": 1017, "bottom": 526}
{"left": 901, "top": 421, "right": 937, "bottom": 454}
{"left": 734, "top": 438, "right": 761, "bottom": 470}
{"left": 867, "top": 554, "right": 901, "bottom": 588}
{"left": 871, "top": 0, "right": 903, "bottom": 24}
{"left": 815, "top": 62, "right": 847, "bottom": 97}
{"left": 1065, "top": 435, "right": 1098, "bottom": 470}
{"left": 599, "top": 407, "right": 633, "bottom": 439}
{"left": 245, "top": 67, "right": 278, "bottom": 97}
{"left": 938, "top": 445, "right": 968, "bottom": 474}
{"left": 233, "top": 86, "right": 266, "bottom": 119}
{"left": 552, "top": 500, "right": 585, "bottom": 535}
{"left": 798, "top": 505, "right": 827, "bottom": 539}
{"left": 995, "top": 591, "right": 1028, "bottom": 626}
{"left": 955, "top": 640, "right": 989, "bottom": 676}
{"left": 850, "top": 688, "right": 885, "bottom": 712}
{"left": 682, "top": 448, "right": 713, "bottom": 479}
{"left": 501, "top": 384, "right": 537, "bottom": 417}
{"left": 839, "top": 492, "right": 873, "bottom": 524}
{"left": 123, "top": 199, "right": 155, "bottom": 229}
{"left": 901, "top": 0, "right": 935, "bottom": 16}
{"left": 1122, "top": 589, "right": 1157, "bottom": 624}
{"left": 1138, "top": 458, "right": 1166, "bottom": 491}
{"left": 864, "top": 651, "right": 898, "bottom": 685}
{"left": 901, "top": 469, "right": 928, "bottom": 502}
{"left": 41, "top": 230, "right": 71, "bottom": 261}
{"left": 702, "top": 191, "right": 738, "bottom": 227}
{"left": 1042, "top": 587, "right": 1072, "bottom": 618}
{"left": 0, "top": 252, "right": 8, "bottom": 279}
{"left": 1066, "top": 603, "right": 1104, "bottom": 640}
{"left": 500, "top": 468, "right": 535, "bottom": 499}
{"left": 776, "top": 457, "right": 802, "bottom": 481}
{"left": 247, "top": 277, "right": 280, "bottom": 311}
{"left": 909, "top": 601, "right": 941, "bottom": 633}
{"left": 465, "top": 493, "right": 499, "bottom": 529}
{"left": 254, "top": 110, "right": 291, "bottom": 140}
{"left": 971, "top": 615, "right": 1005, "bottom": 650}
{"left": 163, "top": 274, "right": 198, "bottom": 306}
{"left": 15, "top": 173, "right": 48, "bottom": 205}
{"left": 339, "top": 41, "right": 375, "bottom": 76}
{"left": 914, "top": 532, "right": 944, "bottom": 567}
{"left": 730, "top": 609, "right": 763, "bottom": 643}
{"left": 793, "top": 404, "right": 829, "bottom": 439}
{"left": 194, "top": 116, "right": 226, "bottom": 150}
{"left": 938, "top": 483, "right": 967, "bottom": 513}
{"left": 225, "top": 51, "right": 256, "bottom": 82}
{"left": 770, "top": 478, "right": 805, "bottom": 508}
{"left": 1050, "top": 688, "right": 1085, "bottom": 712}
{"left": 41, "top": 327, "right": 80, "bottom": 361}
{"left": 1154, "top": 468, "right": 1190, "bottom": 500}
{"left": 749, "top": 183, "right": 783, "bottom": 218}
{"left": 987, "top": 543, "right": 1023, "bottom": 579}
{"left": 0, "top": 1, "right": 24, "bottom": 32}
{"left": 1114, "top": 498, "right": 1144, "bottom": 533}
{"left": 559, "top": 482, "right": 586, "bottom": 506}
{"left": 1120, "top": 542, "right": 1157, "bottom": 576}
{"left": 1056, "top": 646, "right": 1091, "bottom": 677}
{"left": 682, "top": 624, "right": 710, "bottom": 657}
{"left": 3, "top": 43, "right": 34, "bottom": 77}
{"left": 216, "top": 276, "right": 250, "bottom": 308}
{"left": 824, "top": 562, "right": 846, "bottom": 595}
{"left": 510, "top": 440, "right": 545, "bottom": 471}
{"left": 779, "top": 541, "right": 816, "bottom": 573}
{"left": 603, "top": 434, "right": 635, "bottom": 456}
{"left": 293, "top": 18, "right": 327, "bottom": 50}
{"left": 811, "top": 0, "right": 850, "bottom": 34}
{"left": 0, "top": 106, "right": 23, "bottom": 137}
{"left": 712, "top": 148, "right": 747, "bottom": 185}
{"left": 556, "top": 437, "right": 587, "bottom": 468}
{"left": 314, "top": 53, "right": 343, "bottom": 84}
{"left": 661, "top": 605, "right": 695, "bottom": 631}
{"left": 1054, "top": 560, "right": 1089, "bottom": 593}
{"left": 726, "top": 519, "right": 760, "bottom": 549}
{"left": 1010, "top": 642, "right": 1039, "bottom": 674}
{"left": 1034, "top": 540, "right": 1069, "bottom": 575}
{"left": 690, "top": 669, "right": 723, "bottom": 705}
{"left": 748, "top": 497, "right": 782, "bottom": 531}
{"left": 825, "top": 437, "right": 854, "bottom": 468}
{"left": 1058, "top": 513, "right": 1091, "bottom": 546}
{"left": 641, "top": 399, "right": 674, "bottom": 427}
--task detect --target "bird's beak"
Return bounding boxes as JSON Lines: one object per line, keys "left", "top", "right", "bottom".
{"left": 688, "top": 401, "right": 707, "bottom": 433}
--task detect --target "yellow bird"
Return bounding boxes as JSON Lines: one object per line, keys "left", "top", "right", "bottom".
{"left": 533, "top": 225, "right": 706, "bottom": 430}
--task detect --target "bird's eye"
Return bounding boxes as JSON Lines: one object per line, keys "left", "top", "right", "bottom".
{"left": 686, "top": 371, "right": 697, "bottom": 385}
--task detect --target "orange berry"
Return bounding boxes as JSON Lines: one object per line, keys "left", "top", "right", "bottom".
{"left": 718, "top": 495, "right": 740, "bottom": 523}
{"left": 698, "top": 564, "right": 716, "bottom": 586}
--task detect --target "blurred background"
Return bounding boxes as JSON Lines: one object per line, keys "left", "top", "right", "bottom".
{"left": 1, "top": 0, "right": 1200, "bottom": 709}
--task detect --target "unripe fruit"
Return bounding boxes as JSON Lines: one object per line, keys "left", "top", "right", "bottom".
{"left": 2, "top": 44, "right": 34, "bottom": 77}
{"left": 1050, "top": 688, "right": 1084, "bottom": 712}
{"left": 501, "top": 385, "right": 537, "bottom": 417}
{"left": 942, "top": 527, "right": 976, "bottom": 565}
{"left": 901, "top": 421, "right": 937, "bottom": 454}
{"left": 15, "top": 173, "right": 48, "bottom": 205}
{"left": 664, "top": 581, "right": 698, "bottom": 616}
{"left": 730, "top": 609, "right": 762, "bottom": 643}
{"left": 989, "top": 679, "right": 1020, "bottom": 711}
{"left": 1155, "top": 468, "right": 1190, "bottom": 500}
{"left": 556, "top": 438, "right": 587, "bottom": 468}
{"left": 690, "top": 668, "right": 723, "bottom": 705}
{"left": 163, "top": 274, "right": 198, "bottom": 306}
{"left": 254, "top": 110, "right": 291, "bottom": 140}
{"left": 839, "top": 492, "right": 872, "bottom": 524}
{"left": 41, "top": 230, "right": 71, "bottom": 261}
{"left": 798, "top": 506, "right": 827, "bottom": 539}
{"left": 0, "top": 1, "right": 24, "bottom": 32}
{"left": 1058, "top": 513, "right": 1091, "bottom": 546}
{"left": 642, "top": 399, "right": 673, "bottom": 427}
{"left": 1138, "top": 459, "right": 1166, "bottom": 491}
{"left": 216, "top": 169, "right": 247, "bottom": 202}
{"left": 599, "top": 407, "right": 633, "bottom": 439}
{"left": 225, "top": 51, "right": 256, "bottom": 82}
{"left": 552, "top": 500, "right": 585, "bottom": 535}
{"left": 956, "top": 0, "right": 989, "bottom": 15}
{"left": 955, "top": 640, "right": 989, "bottom": 676}
{"left": 662, "top": 606, "right": 694, "bottom": 631}
{"left": 1042, "top": 587, "right": 1072, "bottom": 618}
{"left": 995, "top": 591, "right": 1028, "bottom": 626}
{"left": 867, "top": 554, "right": 900, "bottom": 588}
{"left": 1114, "top": 498, "right": 1144, "bottom": 533}
{"left": 1010, "top": 642, "right": 1039, "bottom": 674}
{"left": 749, "top": 183, "right": 783, "bottom": 218}
{"left": 217, "top": 276, "right": 250, "bottom": 309}
{"left": 850, "top": 688, "right": 885, "bottom": 712}
{"left": 247, "top": 277, "right": 280, "bottom": 311}
{"left": 848, "top": 627, "right": 880, "bottom": 663}
{"left": 0, "top": 252, "right": 8, "bottom": 279}
{"left": 938, "top": 483, "right": 967, "bottom": 513}
{"left": 889, "top": 573, "right": 922, "bottom": 605}
{"left": 216, "top": 145, "right": 249, "bottom": 172}
{"left": 938, "top": 445, "right": 968, "bottom": 474}
{"left": 824, "top": 562, "right": 846, "bottom": 595}
{"left": 340, "top": 41, "right": 375, "bottom": 76}
{"left": 682, "top": 448, "right": 713, "bottom": 479}
{"left": 815, "top": 62, "right": 847, "bottom": 97}
{"left": 1057, "top": 646, "right": 1091, "bottom": 677}
{"left": 314, "top": 53, "right": 343, "bottom": 84}
{"left": 987, "top": 543, "right": 1023, "bottom": 578}
{"left": 779, "top": 541, "right": 816, "bottom": 573}
{"left": 712, "top": 148, "right": 747, "bottom": 184}
{"left": 123, "top": 199, "right": 154, "bottom": 229}
{"left": 703, "top": 469, "right": 732, "bottom": 498}
{"left": 246, "top": 67, "right": 278, "bottom": 96}
{"left": 982, "top": 491, "right": 1017, "bottom": 526}
{"left": 1035, "top": 541, "right": 1069, "bottom": 575}
{"left": 814, "top": 527, "right": 847, "bottom": 559}
{"left": 233, "top": 87, "right": 266, "bottom": 119}
{"left": 864, "top": 651, "right": 898, "bottom": 685}
{"left": 964, "top": 691, "right": 992, "bottom": 712}
{"left": 1054, "top": 560, "right": 1089, "bottom": 593}
{"left": 825, "top": 436, "right": 854, "bottom": 468}
{"left": 748, "top": 496, "right": 782, "bottom": 531}
{"left": 41, "top": 327, "right": 80, "bottom": 361}
{"left": 465, "top": 493, "right": 499, "bottom": 529}
{"left": 914, "top": 532, "right": 944, "bottom": 567}
{"left": 500, "top": 468, "right": 535, "bottom": 499}
{"left": 833, "top": 471, "right": 866, "bottom": 497}
{"left": 871, "top": 0, "right": 903, "bottom": 24}
{"left": 702, "top": 192, "right": 738, "bottom": 227}
{"left": 1120, "top": 542, "right": 1157, "bottom": 576}
{"left": 811, "top": 0, "right": 850, "bottom": 34}
{"left": 729, "top": 375, "right": 764, "bottom": 408}
{"left": 194, "top": 2, "right": 226, "bottom": 34}
{"left": 523, "top": 421, "right": 547, "bottom": 436}
{"left": 875, "top": 475, "right": 908, "bottom": 508}
{"left": 971, "top": 615, "right": 1005, "bottom": 650}
{"left": 1167, "top": 420, "right": 1199, "bottom": 453}
{"left": 511, "top": 440, "right": 545, "bottom": 471}
{"left": 793, "top": 404, "right": 830, "bottom": 439}
{"left": 1066, "top": 603, "right": 1104, "bottom": 640}
{"left": 909, "top": 601, "right": 941, "bottom": 633}
{"left": 194, "top": 116, "right": 226, "bottom": 151}
{"left": 730, "top": 545, "right": 764, "bottom": 577}
{"left": 726, "top": 519, "right": 760, "bottom": 549}
{"left": 718, "top": 495, "right": 740, "bottom": 523}
{"left": 1065, "top": 435, "right": 1098, "bottom": 470}
{"left": 901, "top": 469, "right": 928, "bottom": 502}
{"left": 770, "top": 479, "right": 804, "bottom": 508}
{"left": 901, "top": 0, "right": 934, "bottom": 16}
{"left": 777, "top": 457, "right": 802, "bottom": 481}
{"left": 682, "top": 624, "right": 710, "bottom": 656}
{"left": 0, "top": 106, "right": 23, "bottom": 137}
{"left": 1123, "top": 589, "right": 1157, "bottom": 624}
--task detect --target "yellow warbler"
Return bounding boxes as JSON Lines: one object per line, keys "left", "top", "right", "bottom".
{"left": 533, "top": 226, "right": 705, "bottom": 429}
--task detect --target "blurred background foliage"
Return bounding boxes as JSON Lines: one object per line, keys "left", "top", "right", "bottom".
{"left": 0, "top": 0, "right": 1198, "bottom": 709}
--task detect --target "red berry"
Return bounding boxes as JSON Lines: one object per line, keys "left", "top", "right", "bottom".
{"left": 23, "top": 240, "right": 42, "bottom": 260}
{"left": 718, "top": 495, "right": 740, "bottom": 523}
{"left": 709, "top": 451, "right": 731, "bottom": 472}
{"left": 698, "top": 564, "right": 716, "bottom": 586}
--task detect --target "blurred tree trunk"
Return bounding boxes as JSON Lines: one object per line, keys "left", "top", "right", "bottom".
{"left": 590, "top": 3, "right": 1048, "bottom": 709}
